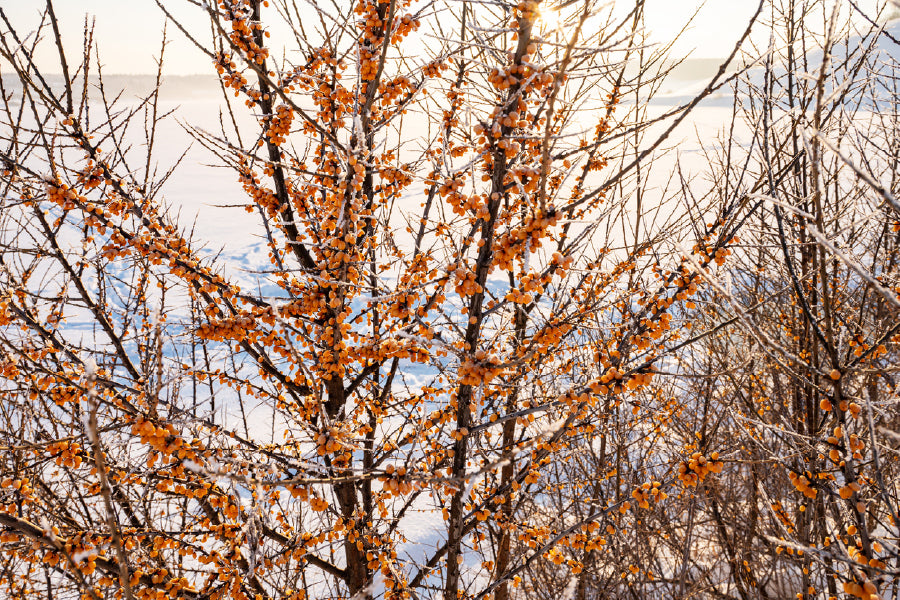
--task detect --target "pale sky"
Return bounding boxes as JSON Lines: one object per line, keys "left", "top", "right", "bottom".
{"left": 2, "top": 0, "right": 889, "bottom": 75}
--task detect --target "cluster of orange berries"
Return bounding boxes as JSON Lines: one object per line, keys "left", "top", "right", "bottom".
{"left": 303, "top": 46, "right": 337, "bottom": 74}
{"left": 458, "top": 351, "right": 503, "bottom": 386}
{"left": 838, "top": 479, "right": 863, "bottom": 500}
{"left": 422, "top": 60, "right": 449, "bottom": 79}
{"left": 849, "top": 334, "right": 870, "bottom": 357}
{"left": 474, "top": 120, "right": 505, "bottom": 143}
{"left": 310, "top": 87, "right": 350, "bottom": 135}
{"left": 514, "top": 0, "right": 540, "bottom": 23}
{"left": 586, "top": 155, "right": 608, "bottom": 173}
{"left": 207, "top": 494, "right": 242, "bottom": 522}
{"left": 196, "top": 314, "right": 258, "bottom": 343}
{"left": 495, "top": 137, "right": 522, "bottom": 159}
{"left": 76, "top": 162, "right": 105, "bottom": 190}
{"left": 130, "top": 418, "right": 190, "bottom": 463}
{"left": 171, "top": 479, "right": 211, "bottom": 500}
{"left": 0, "top": 531, "right": 18, "bottom": 544}
{"left": 505, "top": 288, "right": 533, "bottom": 305}
{"left": 550, "top": 250, "right": 575, "bottom": 272}
{"left": 45, "top": 182, "right": 86, "bottom": 211}
{"left": 0, "top": 299, "right": 10, "bottom": 328}
{"left": 452, "top": 265, "right": 482, "bottom": 297}
{"left": 494, "top": 102, "right": 531, "bottom": 130}
{"left": 445, "top": 427, "right": 469, "bottom": 446}
{"left": 357, "top": 48, "right": 381, "bottom": 83}
{"left": 442, "top": 87, "right": 465, "bottom": 129}
{"left": 846, "top": 534, "right": 886, "bottom": 569}
{"left": 0, "top": 355, "right": 17, "bottom": 379}
{"left": 677, "top": 452, "right": 723, "bottom": 487}
{"left": 487, "top": 64, "right": 533, "bottom": 92}
{"left": 561, "top": 522, "right": 608, "bottom": 553}
{"left": 842, "top": 579, "right": 883, "bottom": 600}
{"left": 598, "top": 365, "right": 623, "bottom": 387}
{"left": 100, "top": 231, "right": 132, "bottom": 261}
{"left": 380, "top": 464, "right": 414, "bottom": 497}
{"left": 390, "top": 12, "right": 420, "bottom": 44}
{"left": 438, "top": 175, "right": 466, "bottom": 201}
{"left": 365, "top": 547, "right": 405, "bottom": 596}
{"left": 347, "top": 154, "right": 367, "bottom": 192}
{"left": 507, "top": 164, "right": 541, "bottom": 194}
{"left": 449, "top": 193, "right": 488, "bottom": 221}
{"left": 586, "top": 377, "right": 622, "bottom": 397}
{"left": 421, "top": 407, "right": 452, "bottom": 432}
{"left": 376, "top": 164, "right": 413, "bottom": 200}
{"left": 631, "top": 481, "right": 667, "bottom": 508}
{"left": 692, "top": 237, "right": 737, "bottom": 267}
{"left": 75, "top": 552, "right": 99, "bottom": 576}
{"left": 238, "top": 165, "right": 280, "bottom": 216}
{"left": 523, "top": 469, "right": 540, "bottom": 485}
{"left": 787, "top": 470, "right": 818, "bottom": 499}
{"left": 214, "top": 51, "right": 237, "bottom": 74}
{"left": 473, "top": 507, "right": 492, "bottom": 522}
{"left": 820, "top": 395, "right": 862, "bottom": 418}
{"left": 48, "top": 440, "right": 83, "bottom": 469}
{"left": 355, "top": 0, "right": 387, "bottom": 41}
{"left": 266, "top": 104, "right": 293, "bottom": 146}
{"left": 221, "top": 1, "right": 270, "bottom": 65}
{"left": 545, "top": 547, "right": 583, "bottom": 573}
{"left": 633, "top": 314, "right": 673, "bottom": 352}
{"left": 519, "top": 273, "right": 544, "bottom": 294}
{"left": 131, "top": 570, "right": 196, "bottom": 597}
{"left": 288, "top": 484, "right": 311, "bottom": 503}
{"left": 1, "top": 477, "right": 34, "bottom": 501}
{"left": 825, "top": 425, "right": 866, "bottom": 464}
{"left": 316, "top": 427, "right": 343, "bottom": 456}
{"left": 770, "top": 501, "right": 795, "bottom": 532}
{"left": 625, "top": 371, "right": 655, "bottom": 392}
{"left": 309, "top": 496, "right": 329, "bottom": 512}
{"left": 48, "top": 178, "right": 223, "bottom": 294}
{"left": 386, "top": 289, "right": 420, "bottom": 321}
{"left": 47, "top": 384, "right": 80, "bottom": 406}
{"left": 504, "top": 272, "right": 543, "bottom": 304}
{"left": 217, "top": 54, "right": 249, "bottom": 97}
{"left": 379, "top": 74, "right": 414, "bottom": 108}
{"left": 362, "top": 338, "right": 428, "bottom": 364}
{"left": 493, "top": 209, "right": 560, "bottom": 271}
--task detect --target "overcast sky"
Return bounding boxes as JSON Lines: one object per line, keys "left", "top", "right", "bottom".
{"left": 3, "top": 0, "right": 890, "bottom": 75}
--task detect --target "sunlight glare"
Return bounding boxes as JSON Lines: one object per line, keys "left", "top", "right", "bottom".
{"left": 536, "top": 5, "right": 565, "bottom": 31}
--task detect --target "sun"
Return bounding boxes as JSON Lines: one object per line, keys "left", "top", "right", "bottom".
{"left": 536, "top": 5, "right": 565, "bottom": 31}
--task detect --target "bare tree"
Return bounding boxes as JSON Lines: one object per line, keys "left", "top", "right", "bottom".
{"left": 636, "top": 2, "right": 900, "bottom": 599}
